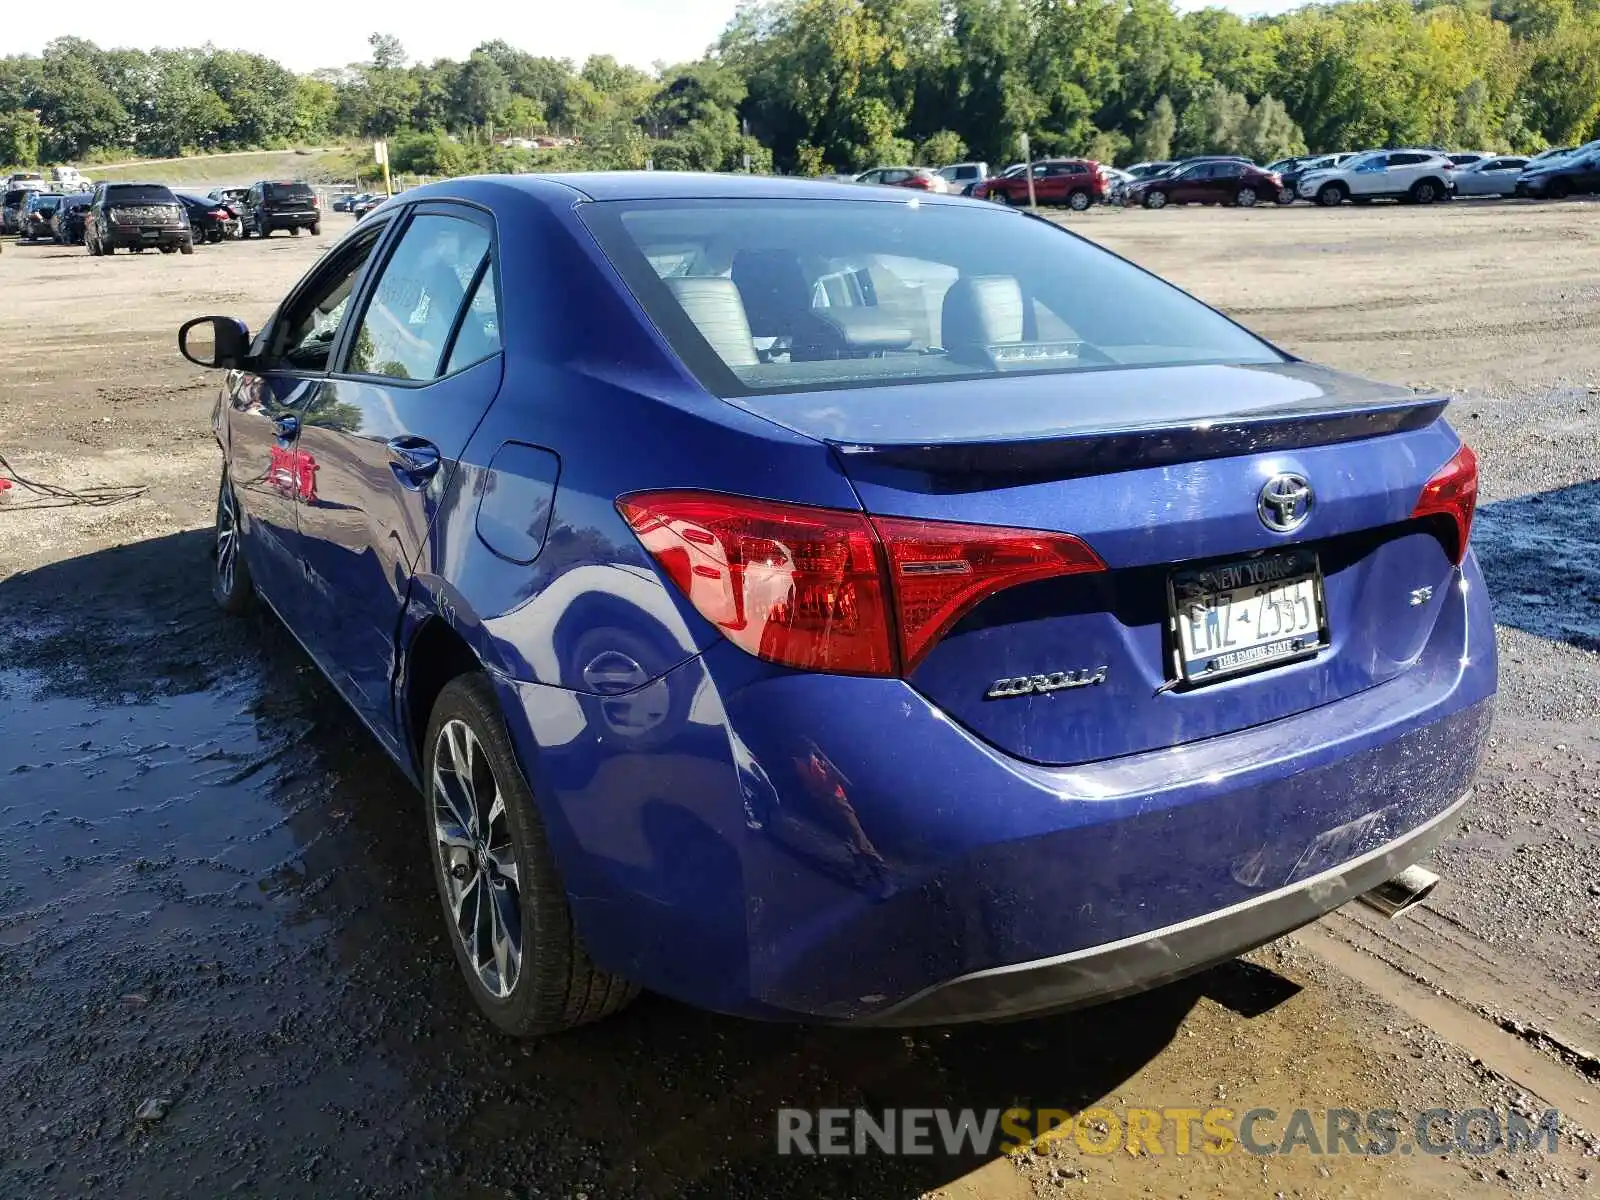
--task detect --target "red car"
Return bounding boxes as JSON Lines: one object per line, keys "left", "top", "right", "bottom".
{"left": 854, "top": 166, "right": 951, "bottom": 194}
{"left": 972, "top": 159, "right": 1110, "bottom": 211}
{"left": 1126, "top": 160, "right": 1286, "bottom": 209}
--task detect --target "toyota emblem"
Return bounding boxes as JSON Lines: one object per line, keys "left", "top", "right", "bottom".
{"left": 1258, "top": 473, "right": 1313, "bottom": 533}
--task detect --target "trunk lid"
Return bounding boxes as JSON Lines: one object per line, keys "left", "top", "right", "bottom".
{"left": 742, "top": 363, "right": 1466, "bottom": 767}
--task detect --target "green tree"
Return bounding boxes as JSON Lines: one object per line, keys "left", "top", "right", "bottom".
{"left": 1132, "top": 94, "right": 1176, "bottom": 161}
{"left": 1175, "top": 82, "right": 1250, "bottom": 156}
{"left": 1237, "top": 95, "right": 1307, "bottom": 162}
{"left": 917, "top": 128, "right": 966, "bottom": 165}
{"left": 0, "top": 110, "right": 42, "bottom": 165}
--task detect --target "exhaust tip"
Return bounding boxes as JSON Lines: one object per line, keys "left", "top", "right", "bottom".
{"left": 1356, "top": 864, "right": 1441, "bottom": 920}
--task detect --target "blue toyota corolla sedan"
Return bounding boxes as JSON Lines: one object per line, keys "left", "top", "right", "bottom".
{"left": 180, "top": 172, "right": 1495, "bottom": 1035}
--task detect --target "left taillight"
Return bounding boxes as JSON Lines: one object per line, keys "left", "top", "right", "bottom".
{"left": 617, "top": 491, "right": 1105, "bottom": 676}
{"left": 1411, "top": 443, "right": 1478, "bottom": 564}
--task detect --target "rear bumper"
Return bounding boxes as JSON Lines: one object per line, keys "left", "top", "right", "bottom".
{"left": 104, "top": 226, "right": 187, "bottom": 248}
{"left": 260, "top": 212, "right": 317, "bottom": 228}
{"left": 860, "top": 787, "right": 1469, "bottom": 1025}
{"left": 492, "top": 556, "right": 1496, "bottom": 1023}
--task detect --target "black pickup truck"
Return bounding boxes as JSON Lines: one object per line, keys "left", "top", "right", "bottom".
{"left": 237, "top": 180, "right": 321, "bottom": 238}
{"left": 84, "top": 182, "right": 193, "bottom": 255}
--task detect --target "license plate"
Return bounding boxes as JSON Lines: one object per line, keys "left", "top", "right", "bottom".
{"left": 1169, "top": 549, "right": 1327, "bottom": 683}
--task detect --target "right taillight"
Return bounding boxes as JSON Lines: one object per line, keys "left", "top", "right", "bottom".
{"left": 1412, "top": 443, "right": 1478, "bottom": 564}
{"left": 617, "top": 490, "right": 1105, "bottom": 677}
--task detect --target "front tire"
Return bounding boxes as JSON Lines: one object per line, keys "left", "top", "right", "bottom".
{"left": 212, "top": 468, "right": 254, "bottom": 615}
{"left": 425, "top": 674, "right": 638, "bottom": 1037}
{"left": 1143, "top": 190, "right": 1168, "bottom": 209}
{"left": 1547, "top": 179, "right": 1569, "bottom": 200}
{"left": 1317, "top": 182, "right": 1347, "bottom": 207}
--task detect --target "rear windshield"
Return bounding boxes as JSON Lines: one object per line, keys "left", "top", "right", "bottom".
{"left": 265, "top": 182, "right": 314, "bottom": 200}
{"left": 105, "top": 185, "right": 177, "bottom": 204}
{"left": 579, "top": 198, "right": 1281, "bottom": 397}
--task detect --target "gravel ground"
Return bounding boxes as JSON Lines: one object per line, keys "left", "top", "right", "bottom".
{"left": 0, "top": 197, "right": 1596, "bottom": 1198}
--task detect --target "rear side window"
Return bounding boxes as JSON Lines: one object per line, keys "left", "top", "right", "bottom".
{"left": 579, "top": 198, "right": 1281, "bottom": 397}
{"left": 346, "top": 213, "right": 491, "bottom": 381}
{"left": 444, "top": 264, "right": 502, "bottom": 374}
{"left": 265, "top": 182, "right": 314, "bottom": 202}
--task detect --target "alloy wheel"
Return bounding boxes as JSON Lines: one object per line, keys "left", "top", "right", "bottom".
{"left": 1237, "top": 187, "right": 1258, "bottom": 207}
{"left": 215, "top": 478, "right": 239, "bottom": 596}
{"left": 1069, "top": 191, "right": 1090, "bottom": 211}
{"left": 431, "top": 719, "right": 522, "bottom": 999}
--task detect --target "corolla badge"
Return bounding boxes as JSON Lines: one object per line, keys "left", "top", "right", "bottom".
{"left": 985, "top": 666, "right": 1108, "bottom": 700}
{"left": 1258, "top": 472, "right": 1313, "bottom": 533}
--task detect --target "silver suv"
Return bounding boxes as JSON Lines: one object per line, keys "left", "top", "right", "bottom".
{"left": 1298, "top": 150, "right": 1455, "bottom": 207}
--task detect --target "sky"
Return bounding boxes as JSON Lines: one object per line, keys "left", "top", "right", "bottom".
{"left": 4, "top": 0, "right": 1311, "bottom": 73}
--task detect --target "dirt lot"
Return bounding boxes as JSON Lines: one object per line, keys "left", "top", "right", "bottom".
{"left": 1, "top": 198, "right": 1597, "bottom": 1199}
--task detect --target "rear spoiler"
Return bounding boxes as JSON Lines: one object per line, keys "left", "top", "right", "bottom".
{"left": 828, "top": 396, "right": 1449, "bottom": 485}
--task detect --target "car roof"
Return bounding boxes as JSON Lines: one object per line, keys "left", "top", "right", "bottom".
{"left": 453, "top": 171, "right": 976, "bottom": 206}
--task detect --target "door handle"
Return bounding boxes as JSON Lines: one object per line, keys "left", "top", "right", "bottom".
{"left": 387, "top": 436, "right": 441, "bottom": 489}
{"left": 272, "top": 414, "right": 299, "bottom": 440}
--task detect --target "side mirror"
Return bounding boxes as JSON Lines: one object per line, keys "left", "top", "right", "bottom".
{"left": 179, "top": 315, "right": 251, "bottom": 369}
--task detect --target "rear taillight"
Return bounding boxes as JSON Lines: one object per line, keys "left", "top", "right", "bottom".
{"left": 872, "top": 516, "right": 1105, "bottom": 670}
{"left": 617, "top": 491, "right": 1105, "bottom": 676}
{"left": 1412, "top": 444, "right": 1478, "bottom": 564}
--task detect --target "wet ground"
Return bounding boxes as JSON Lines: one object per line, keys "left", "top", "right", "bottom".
{"left": 2, "top": 201, "right": 1598, "bottom": 1197}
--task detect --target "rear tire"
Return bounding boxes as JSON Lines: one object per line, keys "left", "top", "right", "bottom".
{"left": 1236, "top": 186, "right": 1258, "bottom": 208}
{"left": 1410, "top": 178, "right": 1440, "bottom": 204}
{"left": 289, "top": 226, "right": 300, "bottom": 236}
{"left": 180, "top": 238, "right": 194, "bottom": 255}
{"left": 1067, "top": 189, "right": 1091, "bottom": 212}
{"left": 424, "top": 674, "right": 639, "bottom": 1037}
{"left": 1277, "top": 186, "right": 1295, "bottom": 205}
{"left": 1316, "top": 182, "right": 1347, "bottom": 207}
{"left": 309, "top": 222, "right": 320, "bottom": 236}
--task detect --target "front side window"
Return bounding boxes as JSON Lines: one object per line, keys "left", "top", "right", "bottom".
{"left": 345, "top": 213, "right": 491, "bottom": 381}
{"left": 275, "top": 228, "right": 386, "bottom": 372}
{"left": 580, "top": 197, "right": 1282, "bottom": 398}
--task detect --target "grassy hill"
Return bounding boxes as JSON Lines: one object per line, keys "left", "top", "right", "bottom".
{"left": 87, "top": 148, "right": 362, "bottom": 189}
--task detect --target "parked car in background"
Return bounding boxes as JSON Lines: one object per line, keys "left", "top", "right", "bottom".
{"left": 2, "top": 184, "right": 46, "bottom": 234}
{"left": 1526, "top": 146, "right": 1573, "bottom": 165}
{"left": 1273, "top": 153, "right": 1358, "bottom": 202}
{"left": 855, "top": 166, "right": 951, "bottom": 193}
{"left": 1516, "top": 141, "right": 1600, "bottom": 198}
{"left": 55, "top": 192, "right": 93, "bottom": 244}
{"left": 972, "top": 158, "right": 1109, "bottom": 210}
{"left": 238, "top": 180, "right": 321, "bottom": 238}
{"left": 1122, "top": 161, "right": 1176, "bottom": 182}
{"left": 351, "top": 193, "right": 388, "bottom": 218}
{"left": 333, "top": 191, "right": 375, "bottom": 213}
{"left": 183, "top": 171, "right": 1494, "bottom": 1037}
{"left": 1445, "top": 152, "right": 1492, "bottom": 169}
{"left": 208, "top": 187, "right": 250, "bottom": 212}
{"left": 177, "top": 192, "right": 240, "bottom": 242}
{"left": 935, "top": 163, "right": 988, "bottom": 193}
{"left": 1298, "top": 150, "right": 1455, "bottom": 206}
{"left": 1127, "top": 159, "right": 1285, "bottom": 209}
{"left": 49, "top": 165, "right": 89, "bottom": 191}
{"left": 1104, "top": 167, "right": 1136, "bottom": 205}
{"left": 84, "top": 182, "right": 192, "bottom": 255}
{"left": 17, "top": 192, "right": 65, "bottom": 242}
{"left": 1451, "top": 156, "right": 1530, "bottom": 198}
